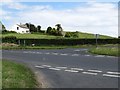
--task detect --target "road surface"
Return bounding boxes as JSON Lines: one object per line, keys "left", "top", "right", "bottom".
{"left": 2, "top": 48, "right": 119, "bottom": 88}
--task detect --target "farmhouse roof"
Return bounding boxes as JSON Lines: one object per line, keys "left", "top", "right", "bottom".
{"left": 17, "top": 24, "right": 29, "bottom": 29}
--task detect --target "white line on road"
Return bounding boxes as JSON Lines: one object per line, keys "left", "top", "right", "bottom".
{"left": 71, "top": 68, "right": 83, "bottom": 71}
{"left": 107, "top": 72, "right": 120, "bottom": 75}
{"left": 71, "top": 54, "right": 79, "bottom": 56}
{"left": 95, "top": 55, "right": 105, "bottom": 57}
{"left": 74, "top": 49, "right": 80, "bottom": 51}
{"left": 84, "top": 55, "right": 90, "bottom": 56}
{"left": 49, "top": 68, "right": 61, "bottom": 71}
{"left": 52, "top": 53, "right": 58, "bottom": 55}
{"left": 35, "top": 66, "right": 45, "bottom": 68}
{"left": 23, "top": 51, "right": 29, "bottom": 53}
{"left": 42, "top": 65, "right": 51, "bottom": 67}
{"left": 56, "top": 67, "right": 67, "bottom": 69}
{"left": 82, "top": 72, "right": 98, "bottom": 75}
{"left": 45, "top": 52, "right": 50, "bottom": 54}
{"left": 88, "top": 69, "right": 102, "bottom": 73}
{"left": 32, "top": 52, "right": 36, "bottom": 53}
{"left": 103, "top": 74, "right": 120, "bottom": 78}
{"left": 60, "top": 53, "right": 68, "bottom": 56}
{"left": 106, "top": 56, "right": 117, "bottom": 58}
{"left": 65, "top": 70, "right": 79, "bottom": 73}
{"left": 36, "top": 52, "right": 42, "bottom": 54}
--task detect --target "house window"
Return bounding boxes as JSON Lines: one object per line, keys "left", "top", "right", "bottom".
{"left": 17, "top": 27, "right": 19, "bottom": 30}
{"left": 26, "top": 31, "right": 29, "bottom": 33}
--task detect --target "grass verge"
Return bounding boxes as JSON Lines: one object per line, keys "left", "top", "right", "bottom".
{"left": 2, "top": 60, "right": 39, "bottom": 88}
{"left": 89, "top": 44, "right": 119, "bottom": 56}
{"left": 1, "top": 43, "right": 94, "bottom": 50}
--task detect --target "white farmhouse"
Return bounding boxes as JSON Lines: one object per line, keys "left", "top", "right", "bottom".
{"left": 11, "top": 23, "right": 30, "bottom": 34}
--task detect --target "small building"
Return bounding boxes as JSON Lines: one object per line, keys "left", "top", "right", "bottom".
{"left": 11, "top": 23, "right": 30, "bottom": 34}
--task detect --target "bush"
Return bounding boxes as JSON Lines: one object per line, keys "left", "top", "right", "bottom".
{"left": 3, "top": 36, "right": 17, "bottom": 43}
{"left": 49, "top": 29, "right": 58, "bottom": 35}
{"left": 65, "top": 32, "right": 79, "bottom": 38}
{"left": 65, "top": 32, "right": 72, "bottom": 37}
{"left": 2, "top": 30, "right": 17, "bottom": 34}
{"left": 72, "top": 32, "right": 79, "bottom": 38}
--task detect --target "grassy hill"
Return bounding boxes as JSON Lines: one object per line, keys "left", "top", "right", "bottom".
{"left": 1, "top": 31, "right": 114, "bottom": 39}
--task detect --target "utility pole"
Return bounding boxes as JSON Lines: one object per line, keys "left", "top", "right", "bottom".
{"left": 95, "top": 34, "right": 99, "bottom": 48}
{"left": 29, "top": 22, "right": 30, "bottom": 32}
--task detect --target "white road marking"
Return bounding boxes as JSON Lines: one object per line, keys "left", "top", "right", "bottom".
{"left": 107, "top": 72, "right": 120, "bottom": 75}
{"left": 60, "top": 53, "right": 68, "bottom": 56}
{"left": 56, "top": 67, "right": 67, "bottom": 69}
{"left": 52, "top": 53, "right": 58, "bottom": 55}
{"left": 71, "top": 68, "right": 83, "bottom": 71}
{"left": 82, "top": 72, "right": 97, "bottom": 75}
{"left": 37, "top": 52, "right": 42, "bottom": 54}
{"left": 84, "top": 55, "right": 90, "bottom": 56}
{"left": 23, "top": 51, "right": 29, "bottom": 53}
{"left": 65, "top": 70, "right": 79, "bottom": 73}
{"left": 49, "top": 68, "right": 61, "bottom": 71}
{"left": 28, "top": 51, "right": 33, "bottom": 53}
{"left": 74, "top": 49, "right": 80, "bottom": 51}
{"left": 42, "top": 65, "right": 51, "bottom": 67}
{"left": 45, "top": 52, "right": 50, "bottom": 54}
{"left": 36, "top": 52, "right": 41, "bottom": 54}
{"left": 88, "top": 69, "right": 102, "bottom": 73}
{"left": 35, "top": 66, "right": 45, "bottom": 68}
{"left": 71, "top": 54, "right": 79, "bottom": 56}
{"left": 32, "top": 52, "right": 36, "bottom": 53}
{"left": 95, "top": 55, "right": 105, "bottom": 57}
{"left": 106, "top": 56, "right": 117, "bottom": 58}
{"left": 103, "top": 74, "right": 120, "bottom": 78}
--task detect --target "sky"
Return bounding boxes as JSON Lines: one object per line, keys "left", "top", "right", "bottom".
{"left": 0, "top": 0, "right": 119, "bottom": 37}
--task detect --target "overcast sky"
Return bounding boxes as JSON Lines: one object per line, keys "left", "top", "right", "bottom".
{"left": 0, "top": 0, "right": 119, "bottom": 37}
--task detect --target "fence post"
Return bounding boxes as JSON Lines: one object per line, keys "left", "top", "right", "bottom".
{"left": 24, "top": 40, "right": 26, "bottom": 46}
{"left": 18, "top": 40, "right": 20, "bottom": 45}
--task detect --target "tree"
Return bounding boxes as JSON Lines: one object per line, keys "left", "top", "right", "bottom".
{"left": 46, "top": 26, "right": 52, "bottom": 34}
{"left": 37, "top": 25, "right": 41, "bottom": 32}
{"left": 2, "top": 24, "right": 6, "bottom": 30}
{"left": 55, "top": 24, "right": 65, "bottom": 36}
{"left": 55, "top": 24, "right": 63, "bottom": 31}
{"left": 0, "top": 21, "right": 6, "bottom": 31}
{"left": 26, "top": 23, "right": 37, "bottom": 32}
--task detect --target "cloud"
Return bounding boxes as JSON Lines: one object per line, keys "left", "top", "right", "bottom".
{"left": 1, "top": 0, "right": 27, "bottom": 10}
{"left": 8, "top": 2, "right": 27, "bottom": 10}
{"left": 2, "top": 1, "right": 118, "bottom": 37}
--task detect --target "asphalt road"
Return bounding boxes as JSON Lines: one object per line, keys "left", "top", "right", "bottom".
{"left": 2, "top": 48, "right": 119, "bottom": 88}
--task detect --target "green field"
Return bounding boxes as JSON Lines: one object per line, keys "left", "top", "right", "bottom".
{"left": 2, "top": 60, "right": 39, "bottom": 88}
{"left": 1, "top": 32, "right": 113, "bottom": 39}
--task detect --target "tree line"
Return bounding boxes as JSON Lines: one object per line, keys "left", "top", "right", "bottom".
{"left": 25, "top": 23, "right": 65, "bottom": 36}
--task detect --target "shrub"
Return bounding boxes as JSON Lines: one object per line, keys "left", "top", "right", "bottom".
{"left": 3, "top": 36, "right": 17, "bottom": 43}
{"left": 65, "top": 32, "right": 72, "bottom": 37}
{"left": 72, "top": 32, "right": 79, "bottom": 38}
{"left": 2, "top": 30, "right": 17, "bottom": 34}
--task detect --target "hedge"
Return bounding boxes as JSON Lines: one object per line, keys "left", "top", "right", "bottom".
{"left": 2, "top": 38, "right": 120, "bottom": 46}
